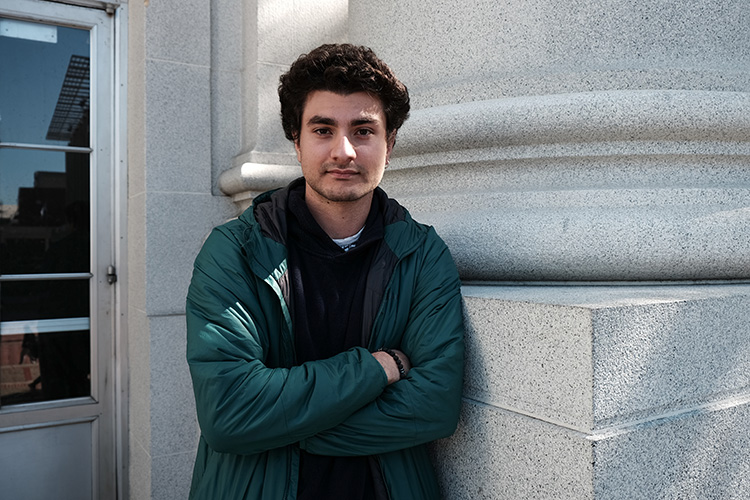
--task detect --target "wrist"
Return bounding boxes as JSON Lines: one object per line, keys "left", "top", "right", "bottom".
{"left": 372, "top": 351, "right": 399, "bottom": 385}
{"left": 378, "top": 348, "right": 407, "bottom": 380}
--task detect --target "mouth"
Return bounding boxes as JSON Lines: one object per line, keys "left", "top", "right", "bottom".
{"left": 327, "top": 168, "right": 359, "bottom": 179}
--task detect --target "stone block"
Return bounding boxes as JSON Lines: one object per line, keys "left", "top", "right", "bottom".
{"left": 211, "top": 0, "right": 244, "bottom": 72}
{"left": 293, "top": 0, "right": 348, "bottom": 53}
{"left": 591, "top": 289, "right": 750, "bottom": 425}
{"left": 433, "top": 401, "right": 593, "bottom": 499}
{"left": 151, "top": 450, "right": 195, "bottom": 500}
{"left": 145, "top": 60, "right": 212, "bottom": 194}
{"left": 462, "top": 289, "right": 594, "bottom": 429}
{"left": 258, "top": 0, "right": 347, "bottom": 65}
{"left": 462, "top": 285, "right": 750, "bottom": 428}
{"left": 145, "top": 192, "right": 236, "bottom": 316}
{"left": 149, "top": 315, "right": 201, "bottom": 458}
{"left": 444, "top": 285, "right": 750, "bottom": 499}
{"left": 145, "top": 0, "right": 210, "bottom": 67}
{"left": 592, "top": 397, "right": 750, "bottom": 499}
{"left": 433, "top": 396, "right": 750, "bottom": 499}
{"left": 211, "top": 68, "right": 244, "bottom": 192}
{"left": 255, "top": 62, "right": 295, "bottom": 154}
{"left": 257, "top": 0, "right": 296, "bottom": 64}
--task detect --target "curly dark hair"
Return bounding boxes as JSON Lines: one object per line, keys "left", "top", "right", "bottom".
{"left": 278, "top": 43, "right": 410, "bottom": 142}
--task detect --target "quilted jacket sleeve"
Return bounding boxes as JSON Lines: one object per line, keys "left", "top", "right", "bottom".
{"left": 300, "top": 228, "right": 465, "bottom": 456}
{"left": 186, "top": 225, "right": 388, "bottom": 455}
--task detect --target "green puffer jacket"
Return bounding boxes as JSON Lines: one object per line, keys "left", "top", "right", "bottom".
{"left": 186, "top": 181, "right": 465, "bottom": 499}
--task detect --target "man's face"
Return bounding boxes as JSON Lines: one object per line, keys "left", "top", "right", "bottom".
{"left": 295, "top": 90, "right": 394, "bottom": 207}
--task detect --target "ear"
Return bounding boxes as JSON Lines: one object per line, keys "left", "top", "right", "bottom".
{"left": 294, "top": 136, "right": 302, "bottom": 163}
{"left": 385, "top": 131, "right": 397, "bottom": 163}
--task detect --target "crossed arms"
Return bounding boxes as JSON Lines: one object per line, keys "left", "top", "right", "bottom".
{"left": 186, "top": 224, "right": 465, "bottom": 457}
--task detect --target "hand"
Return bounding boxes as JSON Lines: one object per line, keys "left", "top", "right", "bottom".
{"left": 372, "top": 349, "right": 412, "bottom": 385}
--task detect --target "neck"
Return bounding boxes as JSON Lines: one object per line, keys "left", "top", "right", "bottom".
{"left": 304, "top": 189, "right": 372, "bottom": 239}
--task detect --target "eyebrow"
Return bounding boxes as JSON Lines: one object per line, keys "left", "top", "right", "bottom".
{"left": 305, "top": 115, "right": 381, "bottom": 127}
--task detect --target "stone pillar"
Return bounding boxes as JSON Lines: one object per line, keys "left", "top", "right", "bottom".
{"left": 218, "top": 0, "right": 750, "bottom": 498}
{"left": 224, "top": 0, "right": 348, "bottom": 207}
{"left": 127, "top": 1, "right": 236, "bottom": 498}
{"left": 346, "top": 1, "right": 750, "bottom": 498}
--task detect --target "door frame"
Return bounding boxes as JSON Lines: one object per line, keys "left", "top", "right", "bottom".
{"left": 0, "top": 0, "right": 128, "bottom": 498}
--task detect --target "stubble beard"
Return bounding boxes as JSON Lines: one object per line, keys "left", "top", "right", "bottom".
{"left": 308, "top": 181, "right": 372, "bottom": 204}
{"left": 308, "top": 164, "right": 381, "bottom": 204}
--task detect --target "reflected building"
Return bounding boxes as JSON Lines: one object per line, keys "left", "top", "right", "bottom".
{"left": 0, "top": 54, "right": 90, "bottom": 405}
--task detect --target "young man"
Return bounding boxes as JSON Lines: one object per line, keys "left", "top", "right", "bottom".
{"left": 186, "top": 44, "right": 465, "bottom": 499}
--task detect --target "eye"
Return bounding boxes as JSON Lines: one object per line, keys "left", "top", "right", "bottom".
{"left": 313, "top": 127, "right": 332, "bottom": 136}
{"left": 355, "top": 128, "right": 374, "bottom": 136}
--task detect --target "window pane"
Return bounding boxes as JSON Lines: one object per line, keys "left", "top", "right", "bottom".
{"left": 1, "top": 278, "right": 90, "bottom": 405}
{"left": 0, "top": 19, "right": 90, "bottom": 146}
{"left": 1, "top": 279, "right": 89, "bottom": 321}
{"left": 0, "top": 18, "right": 93, "bottom": 409}
{"left": 1, "top": 329, "right": 90, "bottom": 405}
{"left": 0, "top": 149, "right": 90, "bottom": 275}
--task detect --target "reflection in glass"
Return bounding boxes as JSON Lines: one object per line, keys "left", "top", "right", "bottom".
{"left": 0, "top": 18, "right": 92, "bottom": 406}
{"left": 0, "top": 19, "right": 90, "bottom": 146}
{"left": 1, "top": 329, "right": 90, "bottom": 405}
{"left": 1, "top": 277, "right": 90, "bottom": 403}
{"left": 0, "top": 150, "right": 90, "bottom": 275}
{"left": 0, "top": 333, "right": 42, "bottom": 404}
{"left": 1, "top": 280, "right": 89, "bottom": 322}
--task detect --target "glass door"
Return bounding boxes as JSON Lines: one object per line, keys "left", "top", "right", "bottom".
{"left": 0, "top": 1, "right": 117, "bottom": 498}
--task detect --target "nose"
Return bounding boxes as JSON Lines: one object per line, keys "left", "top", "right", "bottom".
{"left": 331, "top": 134, "right": 356, "bottom": 162}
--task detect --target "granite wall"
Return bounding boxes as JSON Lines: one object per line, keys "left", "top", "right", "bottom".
{"left": 129, "top": 0, "right": 750, "bottom": 498}
{"left": 347, "top": 1, "right": 750, "bottom": 498}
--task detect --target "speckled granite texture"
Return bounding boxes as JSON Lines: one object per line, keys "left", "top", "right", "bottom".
{"left": 203, "top": 1, "right": 750, "bottom": 499}
{"left": 379, "top": 90, "right": 750, "bottom": 281}
{"left": 430, "top": 285, "right": 750, "bottom": 499}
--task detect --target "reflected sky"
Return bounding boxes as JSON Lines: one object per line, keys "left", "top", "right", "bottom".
{"left": 0, "top": 20, "right": 89, "bottom": 207}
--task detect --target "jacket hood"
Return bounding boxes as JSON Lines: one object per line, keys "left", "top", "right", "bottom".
{"left": 239, "top": 177, "right": 429, "bottom": 260}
